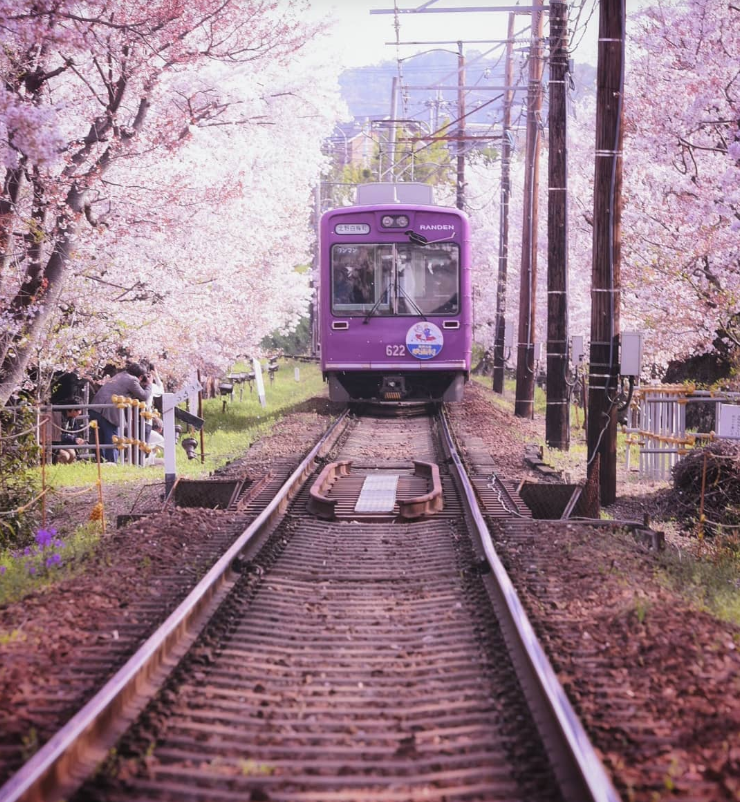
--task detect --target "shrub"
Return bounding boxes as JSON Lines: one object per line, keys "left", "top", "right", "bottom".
{"left": 0, "top": 406, "right": 41, "bottom": 549}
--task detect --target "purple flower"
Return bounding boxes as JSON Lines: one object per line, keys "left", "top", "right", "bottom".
{"left": 46, "top": 553, "right": 62, "bottom": 568}
{"left": 36, "top": 529, "right": 53, "bottom": 548}
{"left": 28, "top": 565, "right": 36, "bottom": 575}
{"left": 0, "top": 565, "right": 6, "bottom": 575}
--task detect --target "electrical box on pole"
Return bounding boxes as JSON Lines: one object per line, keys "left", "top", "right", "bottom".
{"left": 505, "top": 320, "right": 514, "bottom": 350}
{"left": 620, "top": 332, "right": 643, "bottom": 377}
{"left": 570, "top": 335, "right": 584, "bottom": 365}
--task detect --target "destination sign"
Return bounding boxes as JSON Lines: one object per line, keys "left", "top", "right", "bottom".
{"left": 335, "top": 224, "right": 370, "bottom": 235}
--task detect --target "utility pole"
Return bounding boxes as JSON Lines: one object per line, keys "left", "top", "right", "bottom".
{"left": 514, "top": 8, "right": 545, "bottom": 418}
{"left": 388, "top": 77, "right": 399, "bottom": 181}
{"left": 546, "top": 0, "right": 570, "bottom": 449}
{"left": 456, "top": 41, "right": 465, "bottom": 210}
{"left": 310, "top": 182, "right": 321, "bottom": 356}
{"left": 588, "top": 0, "right": 625, "bottom": 505}
{"left": 492, "top": 13, "right": 516, "bottom": 394}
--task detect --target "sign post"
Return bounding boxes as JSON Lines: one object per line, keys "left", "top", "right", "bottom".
{"left": 717, "top": 404, "right": 740, "bottom": 440}
{"left": 253, "top": 358, "right": 266, "bottom": 408}
{"left": 162, "top": 378, "right": 202, "bottom": 496}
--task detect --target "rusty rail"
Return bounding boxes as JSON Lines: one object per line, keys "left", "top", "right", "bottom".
{"left": 439, "top": 406, "right": 621, "bottom": 802}
{"left": 307, "top": 460, "right": 352, "bottom": 519}
{"left": 397, "top": 459, "right": 444, "bottom": 519}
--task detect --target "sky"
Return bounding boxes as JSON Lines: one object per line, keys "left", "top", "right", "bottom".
{"left": 306, "top": 0, "right": 602, "bottom": 70}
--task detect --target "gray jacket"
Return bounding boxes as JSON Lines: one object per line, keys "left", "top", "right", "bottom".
{"left": 92, "top": 372, "right": 149, "bottom": 425}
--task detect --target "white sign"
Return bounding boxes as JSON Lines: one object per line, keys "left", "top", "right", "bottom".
{"left": 253, "top": 358, "right": 266, "bottom": 408}
{"left": 718, "top": 404, "right": 740, "bottom": 440}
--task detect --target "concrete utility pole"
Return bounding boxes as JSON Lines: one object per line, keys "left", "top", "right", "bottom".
{"left": 514, "top": 8, "right": 545, "bottom": 418}
{"left": 389, "top": 77, "right": 399, "bottom": 181}
{"left": 456, "top": 41, "right": 466, "bottom": 210}
{"left": 492, "top": 13, "right": 516, "bottom": 395}
{"left": 588, "top": 0, "right": 625, "bottom": 505}
{"left": 545, "top": 0, "right": 570, "bottom": 449}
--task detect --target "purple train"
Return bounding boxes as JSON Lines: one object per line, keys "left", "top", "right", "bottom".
{"left": 319, "top": 183, "right": 472, "bottom": 403}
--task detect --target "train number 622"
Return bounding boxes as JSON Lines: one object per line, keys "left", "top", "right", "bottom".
{"left": 386, "top": 345, "right": 406, "bottom": 357}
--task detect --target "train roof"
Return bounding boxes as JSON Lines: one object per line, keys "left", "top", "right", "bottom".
{"left": 354, "top": 183, "right": 435, "bottom": 206}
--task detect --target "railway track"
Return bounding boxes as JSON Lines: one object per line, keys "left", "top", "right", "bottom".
{"left": 0, "top": 405, "right": 619, "bottom": 802}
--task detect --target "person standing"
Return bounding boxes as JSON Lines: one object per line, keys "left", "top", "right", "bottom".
{"left": 90, "top": 363, "right": 149, "bottom": 462}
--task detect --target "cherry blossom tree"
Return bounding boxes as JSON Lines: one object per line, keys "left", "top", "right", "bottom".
{"left": 0, "top": 0, "right": 339, "bottom": 402}
{"left": 36, "top": 48, "right": 343, "bottom": 384}
{"left": 622, "top": 0, "right": 739, "bottom": 369}
{"left": 467, "top": 0, "right": 738, "bottom": 383}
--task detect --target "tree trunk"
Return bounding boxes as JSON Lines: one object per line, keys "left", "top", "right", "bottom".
{"left": 0, "top": 221, "right": 75, "bottom": 406}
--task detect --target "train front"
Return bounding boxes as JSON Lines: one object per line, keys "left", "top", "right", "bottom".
{"left": 319, "top": 201, "right": 472, "bottom": 403}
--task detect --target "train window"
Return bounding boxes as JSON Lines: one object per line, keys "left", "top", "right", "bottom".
{"left": 330, "top": 242, "right": 459, "bottom": 316}
{"left": 397, "top": 243, "right": 459, "bottom": 316}
{"left": 331, "top": 244, "right": 393, "bottom": 315}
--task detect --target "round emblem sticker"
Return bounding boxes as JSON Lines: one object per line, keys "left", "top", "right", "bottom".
{"left": 406, "top": 322, "right": 444, "bottom": 360}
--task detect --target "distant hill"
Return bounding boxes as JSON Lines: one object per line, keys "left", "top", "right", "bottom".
{"left": 339, "top": 48, "right": 596, "bottom": 127}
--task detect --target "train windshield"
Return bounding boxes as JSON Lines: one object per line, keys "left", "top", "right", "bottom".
{"left": 331, "top": 242, "right": 459, "bottom": 316}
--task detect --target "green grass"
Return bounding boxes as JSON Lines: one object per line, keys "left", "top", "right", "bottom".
{"left": 656, "top": 538, "right": 740, "bottom": 627}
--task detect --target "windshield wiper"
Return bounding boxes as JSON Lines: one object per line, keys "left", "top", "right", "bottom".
{"left": 362, "top": 283, "right": 391, "bottom": 324}
{"left": 397, "top": 282, "right": 427, "bottom": 321}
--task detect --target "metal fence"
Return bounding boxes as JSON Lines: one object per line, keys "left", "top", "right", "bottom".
{"left": 35, "top": 397, "right": 156, "bottom": 466}
{"left": 624, "top": 386, "right": 740, "bottom": 480}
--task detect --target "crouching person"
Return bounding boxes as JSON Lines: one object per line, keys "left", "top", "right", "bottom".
{"left": 52, "top": 403, "right": 86, "bottom": 464}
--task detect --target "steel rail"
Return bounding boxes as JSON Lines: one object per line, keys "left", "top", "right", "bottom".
{"left": 0, "top": 410, "right": 350, "bottom": 802}
{"left": 438, "top": 406, "right": 621, "bottom": 802}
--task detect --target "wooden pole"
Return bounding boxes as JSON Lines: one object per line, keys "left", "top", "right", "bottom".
{"left": 91, "top": 421, "right": 106, "bottom": 535}
{"left": 587, "top": 0, "right": 625, "bottom": 505}
{"left": 546, "top": 0, "right": 570, "bottom": 450}
{"left": 698, "top": 451, "right": 707, "bottom": 543}
{"left": 514, "top": 8, "right": 545, "bottom": 418}
{"left": 197, "top": 370, "right": 205, "bottom": 464}
{"left": 492, "top": 13, "right": 516, "bottom": 395}
{"left": 40, "top": 415, "right": 47, "bottom": 528}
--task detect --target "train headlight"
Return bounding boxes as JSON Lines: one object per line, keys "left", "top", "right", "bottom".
{"left": 380, "top": 214, "right": 411, "bottom": 229}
